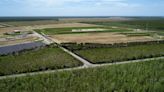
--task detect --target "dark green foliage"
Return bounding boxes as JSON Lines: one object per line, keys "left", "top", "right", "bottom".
{"left": 0, "top": 17, "right": 59, "bottom": 22}
{"left": 120, "top": 32, "right": 152, "bottom": 37}
{"left": 74, "top": 43, "right": 164, "bottom": 64}
{"left": 0, "top": 59, "right": 164, "bottom": 92}
{"left": 122, "top": 20, "right": 164, "bottom": 30}
{"left": 0, "top": 47, "right": 82, "bottom": 76}
{"left": 61, "top": 40, "right": 164, "bottom": 51}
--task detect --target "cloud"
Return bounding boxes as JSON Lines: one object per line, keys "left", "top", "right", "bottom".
{"left": 1, "top": 0, "right": 129, "bottom": 8}
{"left": 2, "top": 0, "right": 163, "bottom": 16}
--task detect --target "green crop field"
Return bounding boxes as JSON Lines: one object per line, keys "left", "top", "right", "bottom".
{"left": 83, "top": 19, "right": 164, "bottom": 31}
{"left": 0, "top": 59, "right": 164, "bottom": 92}
{"left": 35, "top": 27, "right": 132, "bottom": 35}
{"left": 157, "top": 32, "right": 164, "bottom": 36}
{"left": 75, "top": 44, "right": 164, "bottom": 64}
{"left": 120, "top": 32, "right": 153, "bottom": 37}
{"left": 0, "top": 47, "right": 82, "bottom": 76}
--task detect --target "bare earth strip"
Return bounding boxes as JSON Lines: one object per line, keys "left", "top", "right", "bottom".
{"left": 0, "top": 23, "right": 99, "bottom": 35}
{"left": 50, "top": 33, "right": 155, "bottom": 44}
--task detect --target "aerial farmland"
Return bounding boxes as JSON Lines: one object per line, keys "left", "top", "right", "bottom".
{"left": 0, "top": 17, "right": 164, "bottom": 92}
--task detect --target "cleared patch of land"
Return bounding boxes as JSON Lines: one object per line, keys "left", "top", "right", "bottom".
{"left": 50, "top": 33, "right": 155, "bottom": 44}
{"left": 75, "top": 44, "right": 164, "bottom": 64}
{"left": 0, "top": 36, "right": 39, "bottom": 46}
{"left": 0, "top": 31, "right": 40, "bottom": 46}
{"left": 0, "top": 59, "right": 163, "bottom": 92}
{"left": 0, "top": 47, "right": 82, "bottom": 76}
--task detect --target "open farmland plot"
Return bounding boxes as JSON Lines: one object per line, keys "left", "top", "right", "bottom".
{"left": 0, "top": 23, "right": 98, "bottom": 35}
{"left": 83, "top": 19, "right": 164, "bottom": 37}
{"left": 50, "top": 33, "right": 155, "bottom": 44}
{"left": 35, "top": 26, "right": 132, "bottom": 35}
{"left": 83, "top": 18, "right": 164, "bottom": 31}
{"left": 0, "top": 59, "right": 164, "bottom": 92}
{"left": 75, "top": 43, "right": 164, "bottom": 64}
{"left": 0, "top": 46, "right": 82, "bottom": 76}
{"left": 120, "top": 32, "right": 153, "bottom": 37}
{"left": 0, "top": 31, "right": 40, "bottom": 46}
{"left": 0, "top": 36, "right": 40, "bottom": 46}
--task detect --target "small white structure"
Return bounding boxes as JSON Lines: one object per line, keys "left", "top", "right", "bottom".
{"left": 14, "top": 30, "right": 21, "bottom": 33}
{"left": 111, "top": 26, "right": 118, "bottom": 29}
{"left": 134, "top": 29, "right": 142, "bottom": 32}
{"left": 72, "top": 28, "right": 108, "bottom": 32}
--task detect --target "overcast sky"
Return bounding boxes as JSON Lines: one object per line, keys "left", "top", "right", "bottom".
{"left": 0, "top": 0, "right": 164, "bottom": 16}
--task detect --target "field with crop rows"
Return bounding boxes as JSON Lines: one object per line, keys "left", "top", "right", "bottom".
{"left": 0, "top": 46, "right": 82, "bottom": 76}
{"left": 120, "top": 32, "right": 153, "bottom": 37}
{"left": 0, "top": 59, "right": 164, "bottom": 92}
{"left": 35, "top": 27, "right": 132, "bottom": 35}
{"left": 75, "top": 43, "right": 164, "bottom": 64}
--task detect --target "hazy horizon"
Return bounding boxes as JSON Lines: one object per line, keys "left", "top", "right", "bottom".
{"left": 0, "top": 0, "right": 164, "bottom": 16}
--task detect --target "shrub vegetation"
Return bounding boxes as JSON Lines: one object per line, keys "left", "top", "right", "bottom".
{"left": 83, "top": 19, "right": 164, "bottom": 31}
{"left": 74, "top": 43, "right": 164, "bottom": 64}
{"left": 0, "top": 46, "right": 82, "bottom": 76}
{"left": 0, "top": 59, "right": 164, "bottom": 92}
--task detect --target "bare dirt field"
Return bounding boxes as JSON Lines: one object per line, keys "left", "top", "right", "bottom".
{"left": 0, "top": 23, "right": 99, "bottom": 35}
{"left": 50, "top": 33, "right": 155, "bottom": 44}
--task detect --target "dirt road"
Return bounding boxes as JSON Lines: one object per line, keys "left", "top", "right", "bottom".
{"left": 0, "top": 31, "right": 163, "bottom": 80}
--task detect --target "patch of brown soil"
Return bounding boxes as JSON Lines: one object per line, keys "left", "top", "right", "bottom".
{"left": 50, "top": 33, "right": 155, "bottom": 44}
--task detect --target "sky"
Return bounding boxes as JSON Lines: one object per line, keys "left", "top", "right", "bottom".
{"left": 0, "top": 0, "right": 164, "bottom": 16}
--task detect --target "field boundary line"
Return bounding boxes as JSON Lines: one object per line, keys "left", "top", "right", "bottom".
{"left": 59, "top": 46, "right": 93, "bottom": 67}
{"left": 44, "top": 32, "right": 94, "bottom": 67}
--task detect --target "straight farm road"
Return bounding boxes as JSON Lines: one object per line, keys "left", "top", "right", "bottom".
{"left": 59, "top": 46, "right": 93, "bottom": 67}
{"left": 41, "top": 32, "right": 94, "bottom": 67}
{"left": 33, "top": 31, "right": 53, "bottom": 44}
